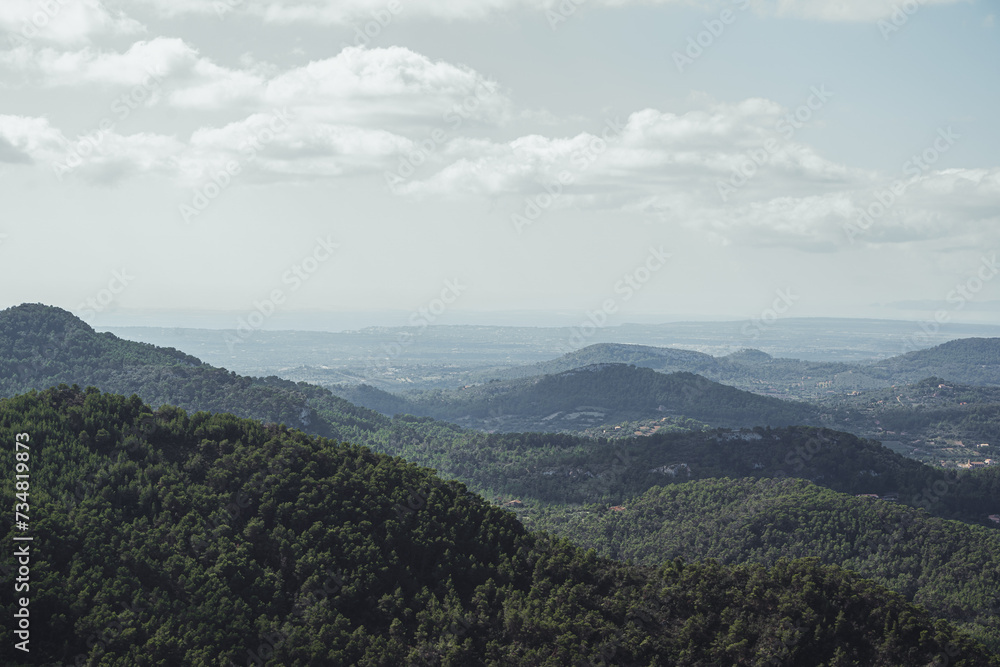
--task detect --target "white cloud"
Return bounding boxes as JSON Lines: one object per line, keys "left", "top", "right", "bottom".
{"left": 172, "top": 46, "right": 510, "bottom": 127}
{"left": 401, "top": 101, "right": 864, "bottom": 198}
{"left": 391, "top": 100, "right": 997, "bottom": 251}
{"left": 0, "top": 38, "right": 195, "bottom": 86}
{"left": 0, "top": 113, "right": 186, "bottom": 182}
{"left": 1, "top": 40, "right": 509, "bottom": 133}
{"left": 0, "top": 115, "right": 64, "bottom": 162}
{"left": 762, "top": 0, "right": 965, "bottom": 21}
{"left": 0, "top": 0, "right": 144, "bottom": 45}
{"left": 184, "top": 111, "right": 414, "bottom": 180}
{"left": 128, "top": 0, "right": 966, "bottom": 23}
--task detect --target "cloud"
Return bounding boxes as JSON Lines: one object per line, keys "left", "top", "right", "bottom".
{"left": 1, "top": 40, "right": 509, "bottom": 132}
{"left": 0, "top": 38, "right": 195, "bottom": 86}
{"left": 392, "top": 99, "right": 997, "bottom": 251}
{"left": 0, "top": 0, "right": 144, "bottom": 45}
{"left": 0, "top": 28, "right": 993, "bottom": 253}
{"left": 400, "top": 100, "right": 864, "bottom": 199}
{"left": 128, "top": 0, "right": 966, "bottom": 23}
{"left": 171, "top": 46, "right": 510, "bottom": 128}
{"left": 0, "top": 134, "right": 32, "bottom": 163}
{"left": 184, "top": 110, "right": 415, "bottom": 180}
{"left": 0, "top": 44, "right": 510, "bottom": 185}
{"left": 0, "top": 115, "right": 65, "bottom": 162}
{"left": 760, "top": 0, "right": 965, "bottom": 22}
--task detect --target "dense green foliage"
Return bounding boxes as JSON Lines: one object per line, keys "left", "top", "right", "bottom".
{"left": 867, "top": 339, "right": 1000, "bottom": 386}
{"left": 2, "top": 387, "right": 998, "bottom": 666}
{"left": 388, "top": 364, "right": 822, "bottom": 432}
{"left": 3, "top": 305, "right": 996, "bottom": 525}
{"left": 524, "top": 478, "right": 1000, "bottom": 647}
{"left": 825, "top": 377, "right": 1000, "bottom": 462}
{"left": 466, "top": 339, "right": 1000, "bottom": 402}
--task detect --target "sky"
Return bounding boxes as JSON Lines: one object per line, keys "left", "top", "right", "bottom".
{"left": 1, "top": 0, "right": 998, "bottom": 331}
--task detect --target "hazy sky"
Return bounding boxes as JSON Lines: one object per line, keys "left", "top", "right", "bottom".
{"left": 1, "top": 0, "right": 998, "bottom": 330}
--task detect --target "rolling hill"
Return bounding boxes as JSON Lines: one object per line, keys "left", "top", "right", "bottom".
{"left": 2, "top": 304, "right": 996, "bottom": 525}
{"left": 524, "top": 477, "right": 1000, "bottom": 648}
{"left": 457, "top": 339, "right": 1000, "bottom": 402}
{"left": 369, "top": 363, "right": 823, "bottom": 432}
{"left": 1, "top": 387, "right": 997, "bottom": 666}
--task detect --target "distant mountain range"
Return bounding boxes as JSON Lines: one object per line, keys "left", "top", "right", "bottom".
{"left": 3, "top": 303, "right": 994, "bottom": 510}
{"left": 458, "top": 339, "right": 1000, "bottom": 400}
{"left": 333, "top": 363, "right": 824, "bottom": 433}
{"left": 3, "top": 304, "right": 1000, "bottom": 659}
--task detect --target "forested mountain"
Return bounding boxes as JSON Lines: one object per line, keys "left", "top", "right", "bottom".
{"left": 367, "top": 363, "right": 823, "bottom": 433}
{"left": 825, "top": 377, "right": 1000, "bottom": 463}
{"left": 868, "top": 338, "right": 1000, "bottom": 385}
{"left": 2, "top": 387, "right": 998, "bottom": 666}
{"left": 462, "top": 426, "right": 1000, "bottom": 525}
{"left": 0, "top": 303, "right": 375, "bottom": 436}
{"left": 466, "top": 343, "right": 721, "bottom": 381}
{"left": 462, "top": 339, "right": 1000, "bottom": 402}
{"left": 2, "top": 304, "right": 996, "bottom": 525}
{"left": 524, "top": 477, "right": 1000, "bottom": 648}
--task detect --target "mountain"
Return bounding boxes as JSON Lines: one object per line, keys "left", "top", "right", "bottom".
{"left": 3, "top": 305, "right": 997, "bottom": 524}
{"left": 0, "top": 303, "right": 375, "bottom": 436}
{"left": 2, "top": 387, "right": 997, "bottom": 666}
{"left": 868, "top": 338, "right": 1000, "bottom": 385}
{"left": 825, "top": 377, "right": 1000, "bottom": 463}
{"left": 472, "top": 425, "right": 1000, "bottom": 524}
{"left": 466, "top": 342, "right": 721, "bottom": 381}
{"left": 525, "top": 477, "right": 1000, "bottom": 648}
{"left": 465, "top": 339, "right": 1000, "bottom": 402}
{"left": 361, "top": 363, "right": 823, "bottom": 433}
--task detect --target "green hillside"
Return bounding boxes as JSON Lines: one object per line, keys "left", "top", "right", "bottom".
{"left": 825, "top": 377, "right": 1000, "bottom": 463}
{"left": 396, "top": 364, "right": 822, "bottom": 432}
{"left": 524, "top": 477, "right": 1000, "bottom": 647}
{"left": 869, "top": 338, "right": 1000, "bottom": 385}
{"left": 464, "top": 338, "right": 1000, "bottom": 402}
{"left": 1, "top": 387, "right": 997, "bottom": 666}
{"left": 2, "top": 304, "right": 995, "bottom": 525}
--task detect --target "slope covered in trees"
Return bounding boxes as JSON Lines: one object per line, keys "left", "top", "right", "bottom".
{"left": 1, "top": 387, "right": 997, "bottom": 666}
{"left": 868, "top": 338, "right": 1000, "bottom": 386}
{"left": 2, "top": 304, "right": 996, "bottom": 525}
{"left": 524, "top": 477, "right": 1000, "bottom": 648}
{"left": 393, "top": 363, "right": 823, "bottom": 432}
{"left": 463, "top": 338, "right": 1000, "bottom": 401}
{"left": 824, "top": 377, "right": 1000, "bottom": 462}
